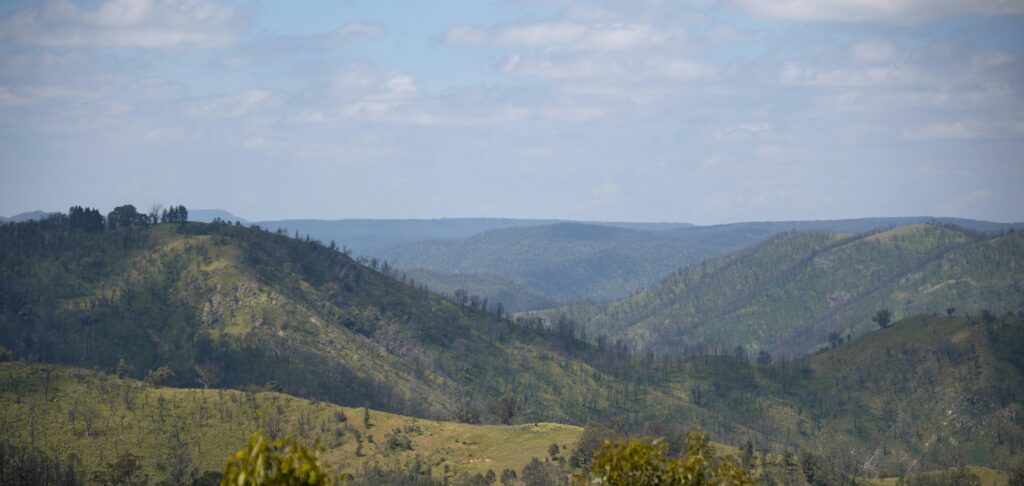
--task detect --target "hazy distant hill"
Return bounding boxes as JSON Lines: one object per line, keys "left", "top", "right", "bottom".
{"left": 380, "top": 222, "right": 726, "bottom": 302}
{"left": 665, "top": 216, "right": 1024, "bottom": 251}
{"left": 402, "top": 267, "right": 558, "bottom": 312}
{"left": 3, "top": 210, "right": 57, "bottom": 222}
{"left": 189, "top": 208, "right": 249, "bottom": 224}
{"left": 545, "top": 224, "right": 1024, "bottom": 356}
{"left": 252, "top": 218, "right": 692, "bottom": 255}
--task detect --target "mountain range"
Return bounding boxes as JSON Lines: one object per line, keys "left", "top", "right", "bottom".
{"left": 1, "top": 215, "right": 1022, "bottom": 483}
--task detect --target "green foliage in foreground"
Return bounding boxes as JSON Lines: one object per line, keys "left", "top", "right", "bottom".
{"left": 223, "top": 432, "right": 338, "bottom": 486}
{"left": 587, "top": 432, "right": 750, "bottom": 486}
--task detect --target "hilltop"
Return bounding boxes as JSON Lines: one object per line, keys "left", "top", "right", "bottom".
{"left": 544, "top": 224, "right": 1024, "bottom": 356}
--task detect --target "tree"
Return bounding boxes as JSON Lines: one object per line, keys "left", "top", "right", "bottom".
{"left": 194, "top": 362, "right": 221, "bottom": 389}
{"left": 144, "top": 366, "right": 175, "bottom": 386}
{"left": 828, "top": 331, "right": 843, "bottom": 349}
{"left": 115, "top": 358, "right": 130, "bottom": 379}
{"left": 68, "top": 205, "right": 104, "bottom": 232}
{"left": 1008, "top": 463, "right": 1024, "bottom": 486}
{"left": 148, "top": 203, "right": 163, "bottom": 224}
{"left": 107, "top": 205, "right": 146, "bottom": 229}
{"left": 165, "top": 435, "right": 194, "bottom": 484}
{"left": 872, "top": 309, "right": 892, "bottom": 329}
{"left": 491, "top": 394, "right": 518, "bottom": 425}
{"left": 91, "top": 453, "right": 148, "bottom": 486}
{"left": 548, "top": 443, "right": 561, "bottom": 461}
{"left": 222, "top": 432, "right": 339, "bottom": 485}
{"left": 587, "top": 431, "right": 750, "bottom": 486}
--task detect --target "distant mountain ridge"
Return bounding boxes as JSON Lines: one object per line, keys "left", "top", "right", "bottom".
{"left": 253, "top": 217, "right": 693, "bottom": 255}
{"left": 189, "top": 208, "right": 250, "bottom": 224}
{"left": 540, "top": 223, "right": 1024, "bottom": 357}
{"left": 380, "top": 222, "right": 727, "bottom": 302}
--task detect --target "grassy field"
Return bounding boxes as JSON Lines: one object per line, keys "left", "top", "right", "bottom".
{"left": 870, "top": 466, "right": 1009, "bottom": 485}
{"left": 0, "top": 361, "right": 581, "bottom": 482}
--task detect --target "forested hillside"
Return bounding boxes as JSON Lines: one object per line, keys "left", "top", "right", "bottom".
{"left": 0, "top": 217, "right": 688, "bottom": 425}
{"left": 1, "top": 216, "right": 1022, "bottom": 482}
{"left": 401, "top": 268, "right": 558, "bottom": 312}
{"left": 545, "top": 224, "right": 1024, "bottom": 356}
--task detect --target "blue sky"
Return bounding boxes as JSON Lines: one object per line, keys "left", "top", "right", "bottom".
{"left": 0, "top": 0, "right": 1022, "bottom": 224}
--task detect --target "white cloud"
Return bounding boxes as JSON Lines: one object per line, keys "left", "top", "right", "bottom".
{"left": 851, "top": 40, "right": 897, "bottom": 63}
{"left": 501, "top": 53, "right": 613, "bottom": 78}
{"left": 903, "top": 120, "right": 1024, "bottom": 140}
{"left": 444, "top": 21, "right": 676, "bottom": 50}
{"left": 650, "top": 58, "right": 717, "bottom": 80}
{"left": 0, "top": 0, "right": 243, "bottom": 48}
{"left": 442, "top": 25, "right": 490, "bottom": 45}
{"left": 187, "top": 89, "right": 270, "bottom": 119}
{"left": 735, "top": 0, "right": 1024, "bottom": 22}
{"left": 780, "top": 63, "right": 918, "bottom": 86}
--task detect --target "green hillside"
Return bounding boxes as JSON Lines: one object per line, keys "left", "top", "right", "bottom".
{"left": 547, "top": 224, "right": 1024, "bottom": 356}
{"left": 401, "top": 268, "right": 558, "bottom": 312}
{"left": 664, "top": 217, "right": 1023, "bottom": 252}
{"left": 0, "top": 218, "right": 692, "bottom": 426}
{"left": 380, "top": 222, "right": 726, "bottom": 302}
{"left": 2, "top": 217, "right": 1022, "bottom": 480}
{"left": 0, "top": 361, "right": 581, "bottom": 483}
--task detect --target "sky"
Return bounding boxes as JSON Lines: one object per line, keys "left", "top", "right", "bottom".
{"left": 0, "top": 0, "right": 1022, "bottom": 224}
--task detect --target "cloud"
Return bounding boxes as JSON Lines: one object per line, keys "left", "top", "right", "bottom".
{"left": 850, "top": 40, "right": 897, "bottom": 63}
{"left": 187, "top": 89, "right": 271, "bottom": 119}
{"left": 734, "top": 0, "right": 1024, "bottom": 22}
{"left": 0, "top": 0, "right": 244, "bottom": 48}
{"left": 275, "top": 22, "right": 385, "bottom": 50}
{"left": 444, "top": 21, "right": 676, "bottom": 50}
{"left": 902, "top": 120, "right": 1024, "bottom": 140}
{"left": 501, "top": 53, "right": 613, "bottom": 78}
{"left": 780, "top": 63, "right": 919, "bottom": 86}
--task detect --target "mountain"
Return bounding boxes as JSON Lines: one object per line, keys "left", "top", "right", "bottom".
{"left": 252, "top": 218, "right": 693, "bottom": 256}
{"left": 1, "top": 217, "right": 1021, "bottom": 476}
{"left": 664, "top": 217, "right": 1024, "bottom": 252}
{"left": 544, "top": 224, "right": 1024, "bottom": 357}
{"left": 0, "top": 361, "right": 581, "bottom": 484}
{"left": 188, "top": 209, "right": 249, "bottom": 224}
{"left": 401, "top": 268, "right": 558, "bottom": 312}
{"left": 0, "top": 217, "right": 711, "bottom": 428}
{"left": 378, "top": 223, "right": 727, "bottom": 302}
{"left": 5, "top": 210, "right": 57, "bottom": 222}
{"left": 249, "top": 216, "right": 1017, "bottom": 306}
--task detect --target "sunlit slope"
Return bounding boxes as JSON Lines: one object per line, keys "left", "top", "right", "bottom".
{"left": 0, "top": 362, "right": 581, "bottom": 483}
{"left": 0, "top": 220, "right": 698, "bottom": 424}
{"left": 802, "top": 315, "right": 1024, "bottom": 472}
{"left": 556, "top": 224, "right": 1023, "bottom": 356}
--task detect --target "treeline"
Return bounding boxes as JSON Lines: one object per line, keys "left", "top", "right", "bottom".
{"left": 61, "top": 203, "right": 190, "bottom": 232}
